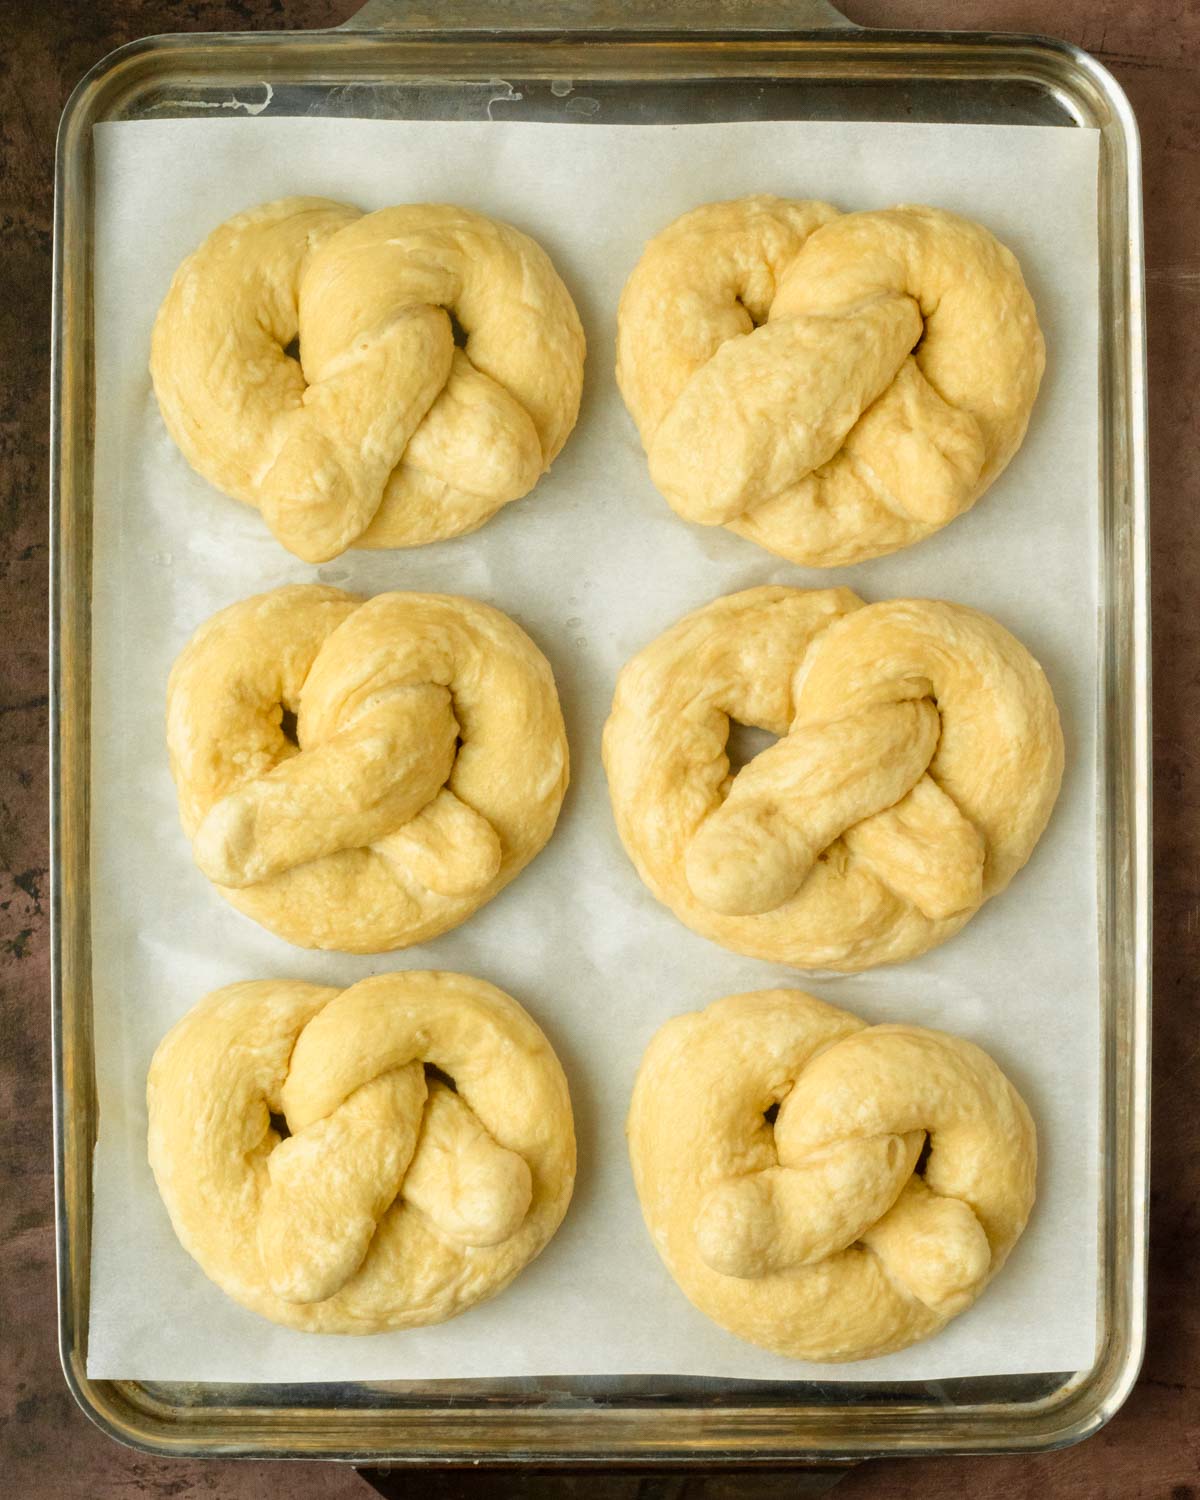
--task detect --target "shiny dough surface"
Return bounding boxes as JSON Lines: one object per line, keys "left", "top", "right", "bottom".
{"left": 167, "top": 584, "right": 568, "bottom": 952}
{"left": 151, "top": 197, "right": 586, "bottom": 562}
{"left": 148, "top": 971, "right": 576, "bottom": 1334}
{"left": 627, "top": 989, "right": 1036, "bottom": 1362}
{"left": 616, "top": 197, "right": 1044, "bottom": 567}
{"left": 603, "top": 585, "right": 1063, "bottom": 972}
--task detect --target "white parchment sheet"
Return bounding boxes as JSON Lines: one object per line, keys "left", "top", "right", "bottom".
{"left": 87, "top": 118, "right": 1100, "bottom": 1382}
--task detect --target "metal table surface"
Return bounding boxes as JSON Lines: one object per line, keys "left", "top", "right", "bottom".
{"left": 2, "top": 0, "right": 1196, "bottom": 1495}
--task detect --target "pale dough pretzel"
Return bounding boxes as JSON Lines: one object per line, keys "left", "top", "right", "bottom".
{"left": 627, "top": 988, "right": 1036, "bottom": 1362}
{"left": 616, "top": 197, "right": 1045, "bottom": 567}
{"left": 167, "top": 584, "right": 568, "bottom": 952}
{"left": 151, "top": 198, "right": 586, "bottom": 563}
{"left": 603, "top": 585, "right": 1063, "bottom": 971}
{"left": 148, "top": 971, "right": 575, "bottom": 1333}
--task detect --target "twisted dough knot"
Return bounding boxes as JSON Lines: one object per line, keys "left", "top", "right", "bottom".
{"left": 603, "top": 586, "right": 1063, "bottom": 972}
{"left": 617, "top": 197, "right": 1044, "bottom": 567}
{"left": 148, "top": 973, "right": 575, "bottom": 1333}
{"left": 151, "top": 198, "right": 586, "bottom": 563}
{"left": 167, "top": 584, "right": 568, "bottom": 952}
{"left": 627, "top": 990, "right": 1036, "bottom": 1362}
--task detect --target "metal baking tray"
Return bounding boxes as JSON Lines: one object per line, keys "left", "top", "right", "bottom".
{"left": 50, "top": 0, "right": 1149, "bottom": 1466}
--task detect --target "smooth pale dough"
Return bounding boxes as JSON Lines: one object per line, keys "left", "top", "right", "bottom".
{"left": 167, "top": 584, "right": 568, "bottom": 952}
{"left": 603, "top": 585, "right": 1063, "bottom": 972}
{"left": 627, "top": 988, "right": 1036, "bottom": 1362}
{"left": 616, "top": 197, "right": 1045, "bottom": 567}
{"left": 148, "top": 971, "right": 576, "bottom": 1334}
{"left": 151, "top": 198, "right": 586, "bottom": 563}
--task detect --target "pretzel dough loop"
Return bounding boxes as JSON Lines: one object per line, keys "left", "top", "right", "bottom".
{"left": 603, "top": 586, "right": 1063, "bottom": 971}
{"left": 616, "top": 197, "right": 1045, "bottom": 567}
{"left": 167, "top": 584, "right": 568, "bottom": 952}
{"left": 148, "top": 973, "right": 576, "bottom": 1333}
{"left": 627, "top": 990, "right": 1036, "bottom": 1361}
{"left": 151, "top": 198, "right": 586, "bottom": 562}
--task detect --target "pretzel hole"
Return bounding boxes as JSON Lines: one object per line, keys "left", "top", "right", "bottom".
{"left": 283, "top": 335, "right": 301, "bottom": 364}
{"left": 424, "top": 1062, "right": 458, "bottom": 1094}
{"left": 914, "top": 1134, "right": 932, "bottom": 1178}
{"left": 735, "top": 296, "right": 766, "bottom": 330}
{"left": 763, "top": 1101, "right": 780, "bottom": 1126}
{"left": 279, "top": 707, "right": 300, "bottom": 748}
{"left": 446, "top": 310, "right": 469, "bottom": 350}
{"left": 726, "top": 720, "right": 778, "bottom": 774}
{"left": 268, "top": 1110, "right": 291, "bottom": 1141}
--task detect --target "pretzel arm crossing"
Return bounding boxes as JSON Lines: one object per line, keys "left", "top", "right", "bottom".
{"left": 650, "top": 294, "right": 924, "bottom": 526}
{"left": 258, "top": 1063, "right": 428, "bottom": 1305}
{"left": 192, "top": 685, "right": 460, "bottom": 888}
{"left": 685, "top": 700, "right": 954, "bottom": 916}
{"left": 257, "top": 1071, "right": 533, "bottom": 1307}
{"left": 695, "top": 1130, "right": 926, "bottom": 1276}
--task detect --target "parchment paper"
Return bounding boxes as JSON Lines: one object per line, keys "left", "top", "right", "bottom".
{"left": 87, "top": 116, "right": 1100, "bottom": 1382}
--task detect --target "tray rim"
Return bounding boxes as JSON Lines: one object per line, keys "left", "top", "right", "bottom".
{"left": 50, "top": 16, "right": 1150, "bottom": 1467}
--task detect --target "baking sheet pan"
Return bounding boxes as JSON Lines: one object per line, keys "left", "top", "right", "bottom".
{"left": 51, "top": 0, "right": 1146, "bottom": 1452}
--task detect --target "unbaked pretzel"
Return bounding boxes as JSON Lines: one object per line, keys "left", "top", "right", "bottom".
{"left": 617, "top": 197, "right": 1044, "bottom": 567}
{"left": 151, "top": 198, "right": 586, "bottom": 562}
{"left": 603, "top": 585, "right": 1063, "bottom": 971}
{"left": 167, "top": 584, "right": 568, "bottom": 952}
{"left": 627, "top": 988, "right": 1036, "bottom": 1362}
{"left": 149, "top": 972, "right": 575, "bottom": 1333}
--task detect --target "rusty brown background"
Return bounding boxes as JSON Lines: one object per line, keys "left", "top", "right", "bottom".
{"left": 2, "top": 1, "right": 1197, "bottom": 1495}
